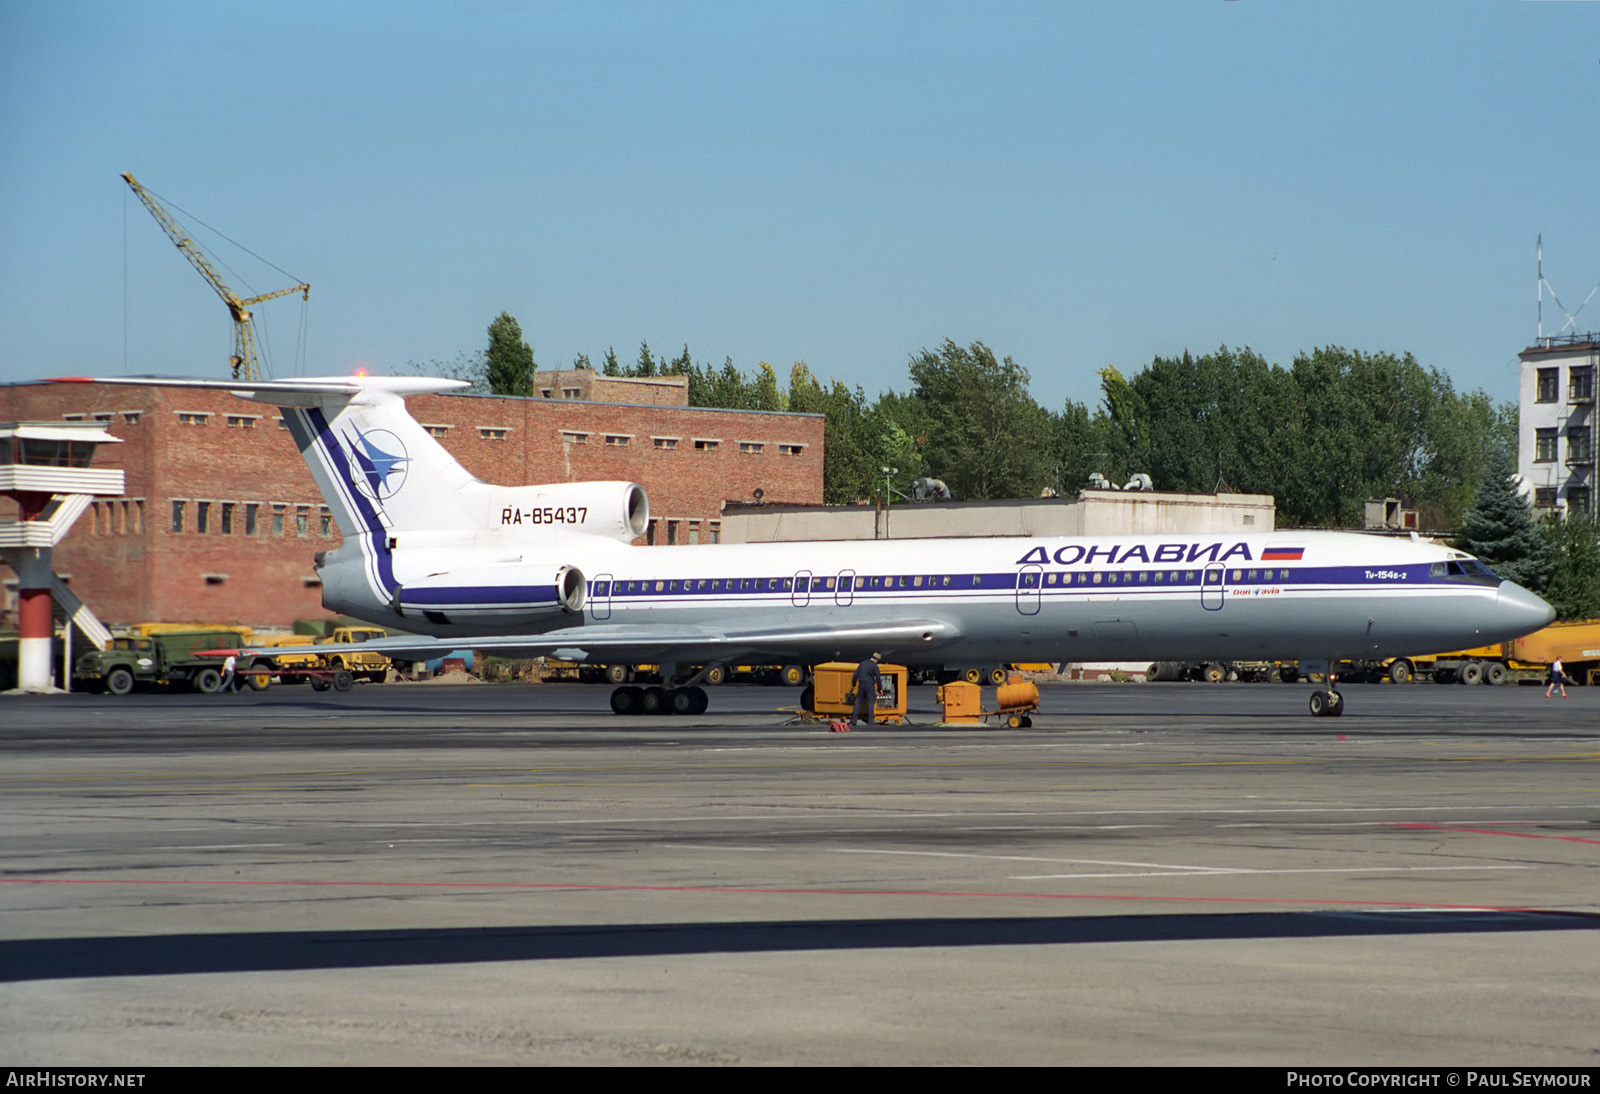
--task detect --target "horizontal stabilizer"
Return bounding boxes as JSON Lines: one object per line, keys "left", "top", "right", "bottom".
{"left": 47, "top": 374, "right": 468, "bottom": 404}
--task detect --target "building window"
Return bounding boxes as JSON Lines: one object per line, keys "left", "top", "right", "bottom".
{"left": 176, "top": 412, "right": 209, "bottom": 425}
{"left": 479, "top": 427, "right": 509, "bottom": 440}
{"left": 605, "top": 434, "right": 630, "bottom": 447}
{"left": 226, "top": 415, "right": 257, "bottom": 428}
{"left": 1535, "top": 487, "right": 1558, "bottom": 508}
{"left": 539, "top": 389, "right": 554, "bottom": 398}
{"left": 1571, "top": 366, "right": 1596, "bottom": 403}
{"left": 296, "top": 507, "right": 309, "bottom": 536}
{"left": 562, "top": 387, "right": 582, "bottom": 399}
{"left": 220, "top": 502, "right": 234, "bottom": 535}
{"left": 778, "top": 443, "right": 805, "bottom": 456}
{"left": 122, "top": 411, "right": 142, "bottom": 425}
{"left": 92, "top": 413, "right": 113, "bottom": 423}
{"left": 423, "top": 424, "right": 451, "bottom": 438}
{"left": 1535, "top": 428, "right": 1558, "bottom": 462}
{"left": 320, "top": 508, "right": 332, "bottom": 536}
{"left": 652, "top": 437, "right": 679, "bottom": 450}
{"left": 1537, "top": 368, "right": 1559, "bottom": 403}
{"left": 132, "top": 500, "right": 143, "bottom": 534}
{"left": 245, "top": 503, "right": 259, "bottom": 536}
{"left": 1568, "top": 428, "right": 1593, "bottom": 464}
{"left": 561, "top": 431, "right": 588, "bottom": 445}
{"left": 707, "top": 520, "right": 720, "bottom": 544}
{"left": 272, "top": 505, "right": 285, "bottom": 536}
{"left": 1569, "top": 486, "right": 1592, "bottom": 516}
{"left": 738, "top": 441, "right": 764, "bottom": 454}
{"left": 61, "top": 413, "right": 85, "bottom": 421}
{"left": 195, "top": 501, "right": 210, "bottom": 534}
{"left": 693, "top": 439, "right": 720, "bottom": 451}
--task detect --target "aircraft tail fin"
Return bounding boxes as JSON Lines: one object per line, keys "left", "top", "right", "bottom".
{"left": 48, "top": 374, "right": 480, "bottom": 538}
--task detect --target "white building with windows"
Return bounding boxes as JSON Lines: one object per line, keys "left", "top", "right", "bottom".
{"left": 1519, "top": 333, "right": 1599, "bottom": 520}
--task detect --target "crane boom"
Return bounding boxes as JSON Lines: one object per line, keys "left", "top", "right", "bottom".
{"left": 121, "top": 172, "right": 309, "bottom": 381}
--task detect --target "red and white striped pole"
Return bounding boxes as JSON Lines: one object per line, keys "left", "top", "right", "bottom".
{"left": 12, "top": 492, "right": 56, "bottom": 692}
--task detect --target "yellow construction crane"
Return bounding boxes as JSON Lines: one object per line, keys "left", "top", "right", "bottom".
{"left": 121, "top": 172, "right": 309, "bottom": 381}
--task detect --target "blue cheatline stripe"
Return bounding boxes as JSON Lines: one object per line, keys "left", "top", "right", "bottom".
{"left": 400, "top": 585, "right": 561, "bottom": 609}
{"left": 590, "top": 564, "right": 1483, "bottom": 600}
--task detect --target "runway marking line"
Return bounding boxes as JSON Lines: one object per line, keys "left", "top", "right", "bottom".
{"left": 0, "top": 876, "right": 1594, "bottom": 920}
{"left": 1394, "top": 822, "right": 1600, "bottom": 845}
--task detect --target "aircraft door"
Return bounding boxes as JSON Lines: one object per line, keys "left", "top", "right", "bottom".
{"left": 592, "top": 573, "right": 613, "bottom": 620}
{"left": 792, "top": 570, "right": 812, "bottom": 607}
{"left": 835, "top": 569, "right": 856, "bottom": 607}
{"left": 1015, "top": 563, "right": 1042, "bottom": 616}
{"left": 1201, "top": 566, "right": 1226, "bottom": 611}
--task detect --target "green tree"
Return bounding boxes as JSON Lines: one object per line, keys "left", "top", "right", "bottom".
{"left": 1460, "top": 446, "right": 1550, "bottom": 589}
{"left": 752, "top": 362, "right": 784, "bottom": 412}
{"left": 634, "top": 341, "right": 657, "bottom": 378}
{"left": 1539, "top": 513, "right": 1600, "bottom": 620}
{"left": 485, "top": 312, "right": 535, "bottom": 396}
{"left": 906, "top": 340, "right": 1053, "bottom": 499}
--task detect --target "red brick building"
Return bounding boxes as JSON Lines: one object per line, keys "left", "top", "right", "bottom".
{"left": 0, "top": 382, "right": 823, "bottom": 628}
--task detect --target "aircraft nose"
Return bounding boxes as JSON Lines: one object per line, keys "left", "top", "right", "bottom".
{"left": 1496, "top": 581, "right": 1556, "bottom": 635}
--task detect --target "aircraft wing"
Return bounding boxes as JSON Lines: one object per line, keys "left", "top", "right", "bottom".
{"left": 243, "top": 618, "right": 960, "bottom": 667}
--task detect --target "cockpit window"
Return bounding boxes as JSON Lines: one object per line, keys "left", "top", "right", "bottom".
{"left": 1433, "top": 558, "right": 1500, "bottom": 585}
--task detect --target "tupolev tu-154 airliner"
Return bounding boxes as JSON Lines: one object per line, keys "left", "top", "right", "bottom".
{"left": 53, "top": 373, "right": 1555, "bottom": 718}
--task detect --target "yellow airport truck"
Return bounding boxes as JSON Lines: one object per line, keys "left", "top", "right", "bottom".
{"left": 1384, "top": 620, "right": 1600, "bottom": 686}
{"left": 248, "top": 626, "right": 393, "bottom": 688}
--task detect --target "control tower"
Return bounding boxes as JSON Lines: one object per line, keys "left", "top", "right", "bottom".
{"left": 1, "top": 422, "right": 123, "bottom": 692}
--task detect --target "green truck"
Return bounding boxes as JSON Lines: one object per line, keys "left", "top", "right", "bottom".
{"left": 74, "top": 629, "right": 250, "bottom": 695}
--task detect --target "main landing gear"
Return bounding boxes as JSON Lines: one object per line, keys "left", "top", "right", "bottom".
{"left": 610, "top": 684, "right": 709, "bottom": 715}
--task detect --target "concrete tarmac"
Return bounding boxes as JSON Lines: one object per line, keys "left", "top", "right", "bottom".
{"left": 1, "top": 680, "right": 1597, "bottom": 1066}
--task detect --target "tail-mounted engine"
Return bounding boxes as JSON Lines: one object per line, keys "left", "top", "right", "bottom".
{"left": 391, "top": 563, "right": 586, "bottom": 628}
{"left": 499, "top": 482, "right": 649, "bottom": 544}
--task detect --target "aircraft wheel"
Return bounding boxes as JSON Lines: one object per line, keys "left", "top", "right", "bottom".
{"left": 194, "top": 668, "right": 222, "bottom": 694}
{"left": 1327, "top": 690, "right": 1344, "bottom": 716}
{"left": 610, "top": 686, "right": 641, "bottom": 715}
{"left": 332, "top": 668, "right": 354, "bottom": 692}
{"left": 669, "top": 688, "right": 696, "bottom": 715}
{"left": 1309, "top": 690, "right": 1329, "bottom": 717}
{"left": 641, "top": 686, "right": 670, "bottom": 715}
{"left": 687, "top": 687, "right": 709, "bottom": 715}
{"left": 1485, "top": 662, "right": 1508, "bottom": 686}
{"left": 988, "top": 667, "right": 1008, "bottom": 686}
{"left": 704, "top": 666, "right": 726, "bottom": 685}
{"left": 1458, "top": 662, "right": 1484, "bottom": 686}
{"left": 105, "top": 667, "right": 135, "bottom": 696}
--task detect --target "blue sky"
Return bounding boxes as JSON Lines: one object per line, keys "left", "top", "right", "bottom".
{"left": 2, "top": 1, "right": 1596, "bottom": 411}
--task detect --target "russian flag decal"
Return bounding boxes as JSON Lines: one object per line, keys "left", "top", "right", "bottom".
{"left": 1262, "top": 546, "right": 1305, "bottom": 561}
